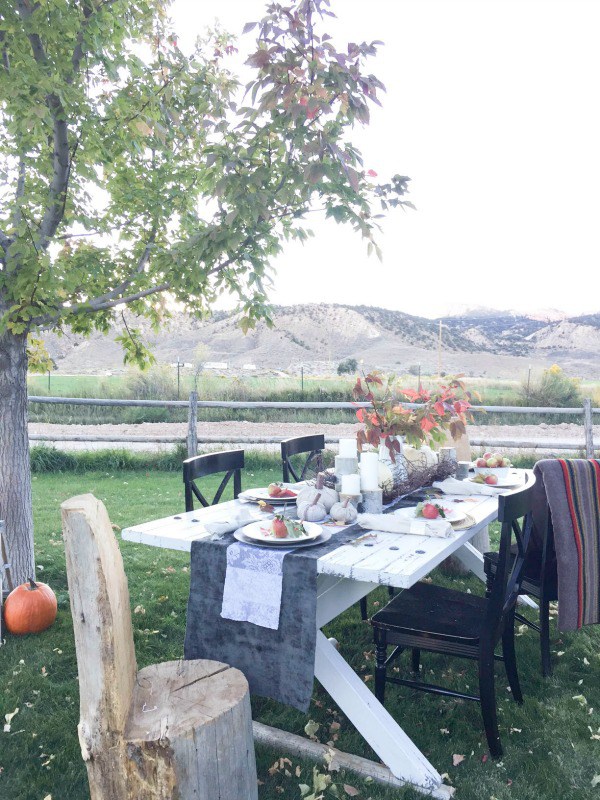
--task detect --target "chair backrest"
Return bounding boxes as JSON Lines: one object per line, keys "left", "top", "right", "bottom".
{"left": 61, "top": 495, "right": 137, "bottom": 737}
{"left": 281, "top": 435, "right": 325, "bottom": 483}
{"left": 483, "top": 475, "right": 536, "bottom": 642}
{"left": 183, "top": 449, "right": 244, "bottom": 511}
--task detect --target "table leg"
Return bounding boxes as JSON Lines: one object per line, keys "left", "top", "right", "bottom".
{"left": 314, "top": 631, "right": 452, "bottom": 798}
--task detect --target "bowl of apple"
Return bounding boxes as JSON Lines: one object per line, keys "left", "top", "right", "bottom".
{"left": 473, "top": 452, "right": 512, "bottom": 482}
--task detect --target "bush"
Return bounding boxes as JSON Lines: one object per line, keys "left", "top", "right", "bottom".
{"left": 124, "top": 364, "right": 178, "bottom": 400}
{"left": 520, "top": 365, "right": 582, "bottom": 407}
{"left": 337, "top": 357, "right": 358, "bottom": 375}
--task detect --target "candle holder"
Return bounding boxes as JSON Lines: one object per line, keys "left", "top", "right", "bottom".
{"left": 359, "top": 488, "right": 383, "bottom": 514}
{"left": 335, "top": 455, "right": 358, "bottom": 478}
{"left": 339, "top": 492, "right": 362, "bottom": 509}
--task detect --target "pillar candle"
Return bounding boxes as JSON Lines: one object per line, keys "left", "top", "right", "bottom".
{"left": 341, "top": 474, "right": 361, "bottom": 495}
{"left": 338, "top": 438, "right": 357, "bottom": 458}
{"left": 360, "top": 452, "right": 379, "bottom": 491}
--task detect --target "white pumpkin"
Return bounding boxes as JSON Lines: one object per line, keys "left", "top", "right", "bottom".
{"left": 297, "top": 493, "right": 327, "bottom": 522}
{"left": 296, "top": 473, "right": 338, "bottom": 512}
{"left": 329, "top": 498, "right": 358, "bottom": 525}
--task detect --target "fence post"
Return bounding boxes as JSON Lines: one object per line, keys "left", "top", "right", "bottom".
{"left": 187, "top": 391, "right": 198, "bottom": 458}
{"left": 583, "top": 397, "right": 594, "bottom": 458}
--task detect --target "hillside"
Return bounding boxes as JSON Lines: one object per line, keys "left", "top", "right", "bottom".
{"left": 40, "top": 304, "right": 600, "bottom": 378}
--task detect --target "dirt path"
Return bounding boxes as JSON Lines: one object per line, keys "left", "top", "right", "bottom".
{"left": 28, "top": 420, "right": 596, "bottom": 452}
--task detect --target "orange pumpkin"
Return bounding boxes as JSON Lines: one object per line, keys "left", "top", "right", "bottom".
{"left": 3, "top": 579, "right": 57, "bottom": 635}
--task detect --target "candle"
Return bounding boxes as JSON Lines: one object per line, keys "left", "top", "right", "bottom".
{"left": 360, "top": 452, "right": 379, "bottom": 491}
{"left": 341, "top": 474, "right": 361, "bottom": 495}
{"left": 338, "top": 438, "right": 357, "bottom": 459}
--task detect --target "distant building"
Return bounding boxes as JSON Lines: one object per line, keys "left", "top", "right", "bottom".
{"left": 205, "top": 362, "right": 228, "bottom": 370}
{"left": 242, "top": 363, "right": 257, "bottom": 370}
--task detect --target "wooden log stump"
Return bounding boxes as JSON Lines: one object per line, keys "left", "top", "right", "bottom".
{"left": 62, "top": 494, "right": 257, "bottom": 800}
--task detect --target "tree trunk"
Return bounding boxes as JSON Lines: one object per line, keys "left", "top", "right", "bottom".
{"left": 0, "top": 328, "right": 35, "bottom": 588}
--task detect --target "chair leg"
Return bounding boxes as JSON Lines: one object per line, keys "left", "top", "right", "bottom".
{"left": 540, "top": 598, "right": 553, "bottom": 677}
{"left": 501, "top": 611, "right": 523, "bottom": 704}
{"left": 388, "top": 586, "right": 395, "bottom": 599}
{"left": 360, "top": 597, "right": 368, "bottom": 621}
{"left": 374, "top": 632, "right": 387, "bottom": 704}
{"left": 411, "top": 648, "right": 421, "bottom": 675}
{"left": 478, "top": 652, "right": 502, "bottom": 758}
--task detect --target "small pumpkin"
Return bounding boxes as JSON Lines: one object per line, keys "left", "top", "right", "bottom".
{"left": 297, "top": 493, "right": 327, "bottom": 522}
{"left": 3, "top": 579, "right": 57, "bottom": 635}
{"left": 296, "top": 473, "right": 338, "bottom": 512}
{"left": 329, "top": 498, "right": 358, "bottom": 525}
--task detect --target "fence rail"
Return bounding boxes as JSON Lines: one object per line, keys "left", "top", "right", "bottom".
{"left": 27, "top": 395, "right": 600, "bottom": 413}
{"left": 27, "top": 393, "right": 598, "bottom": 456}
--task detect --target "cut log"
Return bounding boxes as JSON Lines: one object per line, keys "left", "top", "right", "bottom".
{"left": 62, "top": 494, "right": 257, "bottom": 800}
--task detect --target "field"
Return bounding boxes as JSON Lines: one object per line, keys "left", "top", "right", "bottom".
{"left": 1, "top": 462, "right": 599, "bottom": 800}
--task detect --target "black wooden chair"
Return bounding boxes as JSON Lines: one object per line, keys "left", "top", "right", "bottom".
{"left": 370, "top": 479, "right": 535, "bottom": 758}
{"left": 484, "top": 486, "right": 557, "bottom": 676}
{"left": 280, "top": 435, "right": 325, "bottom": 483}
{"left": 183, "top": 450, "right": 244, "bottom": 511}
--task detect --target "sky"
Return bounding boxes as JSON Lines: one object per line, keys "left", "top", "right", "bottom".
{"left": 171, "top": 0, "right": 600, "bottom": 319}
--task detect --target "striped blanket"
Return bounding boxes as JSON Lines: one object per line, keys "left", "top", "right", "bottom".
{"left": 533, "top": 459, "right": 600, "bottom": 631}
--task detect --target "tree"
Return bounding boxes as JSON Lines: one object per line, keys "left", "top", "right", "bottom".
{"left": 0, "top": 0, "right": 410, "bottom": 584}
{"left": 337, "top": 357, "right": 358, "bottom": 375}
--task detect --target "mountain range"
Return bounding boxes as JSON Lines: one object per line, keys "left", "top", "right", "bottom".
{"left": 41, "top": 304, "right": 600, "bottom": 379}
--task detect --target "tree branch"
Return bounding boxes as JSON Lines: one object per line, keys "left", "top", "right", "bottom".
{"left": 80, "top": 227, "right": 157, "bottom": 309}
{"left": 12, "top": 156, "right": 26, "bottom": 231}
{"left": 17, "top": 1, "right": 71, "bottom": 250}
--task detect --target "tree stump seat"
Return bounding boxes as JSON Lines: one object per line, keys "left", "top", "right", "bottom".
{"left": 62, "top": 494, "right": 257, "bottom": 800}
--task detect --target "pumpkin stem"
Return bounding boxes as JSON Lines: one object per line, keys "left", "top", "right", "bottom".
{"left": 311, "top": 493, "right": 322, "bottom": 506}
{"left": 27, "top": 578, "right": 38, "bottom": 591}
{"left": 316, "top": 473, "right": 324, "bottom": 490}
{"left": 342, "top": 498, "right": 350, "bottom": 508}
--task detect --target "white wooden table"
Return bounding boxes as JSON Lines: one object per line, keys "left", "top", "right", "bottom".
{"left": 122, "top": 492, "right": 503, "bottom": 798}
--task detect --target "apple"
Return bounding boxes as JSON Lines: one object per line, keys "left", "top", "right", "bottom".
{"left": 476, "top": 458, "right": 487, "bottom": 468}
{"left": 483, "top": 452, "right": 492, "bottom": 460}
{"left": 486, "top": 457, "right": 499, "bottom": 468}
{"left": 485, "top": 474, "right": 499, "bottom": 485}
{"left": 501, "top": 457, "right": 511, "bottom": 467}
{"left": 268, "top": 483, "right": 283, "bottom": 497}
{"left": 271, "top": 517, "right": 288, "bottom": 538}
{"left": 422, "top": 503, "right": 440, "bottom": 520}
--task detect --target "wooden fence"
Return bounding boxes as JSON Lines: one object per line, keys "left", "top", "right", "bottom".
{"left": 27, "top": 394, "right": 598, "bottom": 457}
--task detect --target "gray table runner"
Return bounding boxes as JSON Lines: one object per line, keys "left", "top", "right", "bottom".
{"left": 184, "top": 496, "right": 418, "bottom": 711}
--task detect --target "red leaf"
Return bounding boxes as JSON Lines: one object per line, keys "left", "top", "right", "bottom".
{"left": 434, "top": 400, "right": 445, "bottom": 416}
{"left": 356, "top": 408, "right": 366, "bottom": 423}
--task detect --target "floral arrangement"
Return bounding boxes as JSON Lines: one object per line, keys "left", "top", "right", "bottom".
{"left": 352, "top": 372, "right": 475, "bottom": 460}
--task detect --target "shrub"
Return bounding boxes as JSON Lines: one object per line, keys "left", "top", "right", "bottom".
{"left": 123, "top": 365, "right": 178, "bottom": 400}
{"left": 520, "top": 365, "right": 582, "bottom": 407}
{"left": 337, "top": 357, "right": 358, "bottom": 375}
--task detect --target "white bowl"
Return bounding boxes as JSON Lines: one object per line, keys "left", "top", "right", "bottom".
{"left": 473, "top": 466, "right": 510, "bottom": 480}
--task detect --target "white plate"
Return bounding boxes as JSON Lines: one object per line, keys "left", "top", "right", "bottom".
{"left": 239, "top": 487, "right": 299, "bottom": 504}
{"left": 469, "top": 472, "right": 523, "bottom": 489}
{"left": 394, "top": 505, "right": 467, "bottom": 523}
{"left": 234, "top": 529, "right": 332, "bottom": 549}
{"left": 239, "top": 519, "right": 322, "bottom": 545}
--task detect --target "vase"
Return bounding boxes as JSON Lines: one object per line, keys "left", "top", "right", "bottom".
{"left": 377, "top": 436, "right": 409, "bottom": 501}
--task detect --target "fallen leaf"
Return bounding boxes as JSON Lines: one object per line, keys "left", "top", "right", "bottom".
{"left": 344, "top": 784, "right": 360, "bottom": 796}
{"left": 3, "top": 707, "right": 19, "bottom": 733}
{"left": 572, "top": 694, "right": 587, "bottom": 707}
{"left": 304, "top": 720, "right": 320, "bottom": 739}
{"left": 592, "top": 775, "right": 600, "bottom": 788}
{"left": 440, "top": 728, "right": 450, "bottom": 735}
{"left": 452, "top": 754, "right": 465, "bottom": 767}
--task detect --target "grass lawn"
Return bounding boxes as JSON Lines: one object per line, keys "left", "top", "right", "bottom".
{"left": 1, "top": 469, "right": 599, "bottom": 799}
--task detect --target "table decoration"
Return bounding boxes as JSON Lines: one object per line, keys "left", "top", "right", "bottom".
{"left": 357, "top": 512, "right": 454, "bottom": 538}
{"left": 341, "top": 473, "right": 360, "bottom": 495}
{"left": 360, "top": 488, "right": 384, "bottom": 514}
{"left": 338, "top": 438, "right": 357, "bottom": 458}
{"left": 359, "top": 451, "right": 379, "bottom": 491}
{"left": 352, "top": 372, "right": 475, "bottom": 501}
